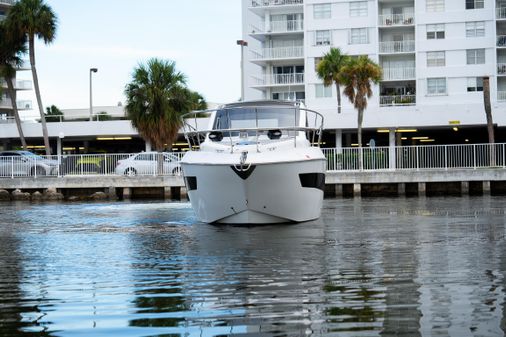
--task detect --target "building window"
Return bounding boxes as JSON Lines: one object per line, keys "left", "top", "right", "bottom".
{"left": 315, "top": 84, "right": 332, "bottom": 98}
{"left": 426, "top": 0, "right": 444, "bottom": 12}
{"left": 427, "top": 78, "right": 447, "bottom": 95}
{"left": 314, "top": 30, "right": 331, "bottom": 45}
{"left": 314, "top": 3, "right": 331, "bottom": 19}
{"left": 466, "top": 0, "right": 484, "bottom": 9}
{"left": 466, "top": 49, "right": 485, "bottom": 64}
{"left": 272, "top": 91, "right": 305, "bottom": 101}
{"left": 349, "top": 28, "right": 368, "bottom": 44}
{"left": 467, "top": 77, "right": 484, "bottom": 92}
{"left": 427, "top": 51, "right": 445, "bottom": 67}
{"left": 466, "top": 21, "right": 485, "bottom": 37}
{"left": 349, "top": 1, "right": 368, "bottom": 17}
{"left": 427, "top": 24, "right": 445, "bottom": 39}
{"left": 314, "top": 57, "right": 323, "bottom": 71}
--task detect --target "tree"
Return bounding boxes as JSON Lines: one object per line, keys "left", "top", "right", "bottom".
{"left": 340, "top": 56, "right": 382, "bottom": 169}
{"left": 483, "top": 76, "right": 496, "bottom": 166}
{"left": 316, "top": 47, "right": 350, "bottom": 114}
{"left": 125, "top": 58, "right": 203, "bottom": 151}
{"left": 0, "top": 22, "right": 27, "bottom": 150}
{"left": 45, "top": 104, "right": 63, "bottom": 122}
{"left": 7, "top": 0, "right": 58, "bottom": 156}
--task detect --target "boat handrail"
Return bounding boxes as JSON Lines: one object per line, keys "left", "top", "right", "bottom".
{"left": 182, "top": 105, "right": 324, "bottom": 153}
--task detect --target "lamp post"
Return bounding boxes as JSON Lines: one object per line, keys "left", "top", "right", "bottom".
{"left": 236, "top": 40, "right": 248, "bottom": 101}
{"left": 89, "top": 68, "right": 98, "bottom": 121}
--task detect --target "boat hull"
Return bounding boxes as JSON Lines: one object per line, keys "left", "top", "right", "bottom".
{"left": 181, "top": 158, "right": 325, "bottom": 224}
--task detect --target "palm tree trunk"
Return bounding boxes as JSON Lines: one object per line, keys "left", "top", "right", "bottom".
{"left": 29, "top": 35, "right": 51, "bottom": 156}
{"left": 357, "top": 107, "right": 364, "bottom": 170}
{"left": 483, "top": 76, "right": 495, "bottom": 166}
{"left": 336, "top": 83, "right": 341, "bottom": 114}
{"left": 6, "top": 77, "right": 27, "bottom": 149}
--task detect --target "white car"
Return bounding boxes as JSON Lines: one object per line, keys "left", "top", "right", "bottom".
{"left": 0, "top": 151, "right": 59, "bottom": 177}
{"left": 115, "top": 152, "right": 181, "bottom": 176}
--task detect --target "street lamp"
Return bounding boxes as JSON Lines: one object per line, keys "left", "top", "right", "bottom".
{"left": 89, "top": 68, "right": 98, "bottom": 121}
{"left": 236, "top": 40, "right": 248, "bottom": 101}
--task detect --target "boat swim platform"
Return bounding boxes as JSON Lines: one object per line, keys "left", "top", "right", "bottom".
{"left": 0, "top": 168, "right": 506, "bottom": 199}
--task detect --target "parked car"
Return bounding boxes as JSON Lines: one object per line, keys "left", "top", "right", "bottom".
{"left": 0, "top": 151, "right": 59, "bottom": 177}
{"left": 115, "top": 152, "right": 181, "bottom": 176}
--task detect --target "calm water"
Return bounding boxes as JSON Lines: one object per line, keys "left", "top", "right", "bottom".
{"left": 0, "top": 197, "right": 505, "bottom": 337}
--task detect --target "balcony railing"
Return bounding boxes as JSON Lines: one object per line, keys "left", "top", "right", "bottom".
{"left": 252, "top": 73, "right": 304, "bottom": 86}
{"left": 0, "top": 0, "right": 16, "bottom": 5}
{"left": 379, "top": 40, "right": 415, "bottom": 53}
{"left": 269, "top": 19, "right": 303, "bottom": 33}
{"left": 378, "top": 13, "right": 415, "bottom": 26}
{"left": 250, "top": 0, "right": 303, "bottom": 7}
{"left": 1, "top": 80, "right": 32, "bottom": 90}
{"left": 497, "top": 7, "right": 506, "bottom": 19}
{"left": 251, "top": 46, "right": 304, "bottom": 60}
{"left": 497, "top": 35, "right": 506, "bottom": 47}
{"left": 380, "top": 95, "right": 416, "bottom": 106}
{"left": 498, "top": 91, "right": 506, "bottom": 101}
{"left": 382, "top": 67, "right": 415, "bottom": 81}
{"left": 498, "top": 63, "right": 506, "bottom": 75}
{"left": 0, "top": 98, "right": 32, "bottom": 110}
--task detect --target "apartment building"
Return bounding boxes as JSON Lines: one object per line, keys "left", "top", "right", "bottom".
{"left": 0, "top": 0, "right": 32, "bottom": 117}
{"left": 242, "top": 0, "right": 506, "bottom": 146}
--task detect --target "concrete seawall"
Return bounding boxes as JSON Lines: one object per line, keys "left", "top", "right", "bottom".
{"left": 1, "top": 168, "right": 506, "bottom": 200}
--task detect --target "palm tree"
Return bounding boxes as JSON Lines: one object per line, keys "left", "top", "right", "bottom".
{"left": 340, "top": 56, "right": 382, "bottom": 169}
{"left": 483, "top": 76, "right": 496, "bottom": 166}
{"left": 6, "top": 0, "right": 57, "bottom": 156}
{"left": 125, "top": 58, "right": 202, "bottom": 151}
{"left": 0, "top": 22, "right": 27, "bottom": 150}
{"left": 316, "top": 47, "right": 350, "bottom": 114}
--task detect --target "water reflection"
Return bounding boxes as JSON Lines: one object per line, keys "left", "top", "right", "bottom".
{"left": 0, "top": 198, "right": 505, "bottom": 336}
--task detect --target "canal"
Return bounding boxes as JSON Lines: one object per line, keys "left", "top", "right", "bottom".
{"left": 0, "top": 197, "right": 505, "bottom": 336}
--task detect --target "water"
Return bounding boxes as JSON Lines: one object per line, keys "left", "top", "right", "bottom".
{"left": 0, "top": 197, "right": 505, "bottom": 337}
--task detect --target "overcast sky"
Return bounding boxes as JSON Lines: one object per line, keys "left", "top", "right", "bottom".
{"left": 17, "top": 0, "right": 242, "bottom": 114}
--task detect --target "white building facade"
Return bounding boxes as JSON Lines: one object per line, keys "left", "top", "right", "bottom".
{"left": 242, "top": 0, "right": 506, "bottom": 145}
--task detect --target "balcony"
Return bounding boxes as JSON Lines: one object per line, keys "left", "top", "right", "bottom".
{"left": 497, "top": 35, "right": 506, "bottom": 47}
{"left": 497, "top": 7, "right": 506, "bottom": 19}
{"left": 249, "top": 20, "right": 303, "bottom": 37}
{"left": 498, "top": 63, "right": 506, "bottom": 75}
{"left": 0, "top": 98, "right": 32, "bottom": 110}
{"left": 380, "top": 95, "right": 416, "bottom": 106}
{"left": 379, "top": 40, "right": 415, "bottom": 54}
{"left": 0, "top": 79, "right": 32, "bottom": 90}
{"left": 0, "top": 0, "right": 16, "bottom": 5}
{"left": 378, "top": 13, "right": 415, "bottom": 27}
{"left": 498, "top": 91, "right": 506, "bottom": 101}
{"left": 252, "top": 73, "right": 304, "bottom": 87}
{"left": 382, "top": 67, "right": 415, "bottom": 81}
{"left": 250, "top": 0, "right": 303, "bottom": 7}
{"left": 251, "top": 46, "right": 303, "bottom": 61}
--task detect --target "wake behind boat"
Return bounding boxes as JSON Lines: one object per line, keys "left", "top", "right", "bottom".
{"left": 180, "top": 100, "right": 325, "bottom": 224}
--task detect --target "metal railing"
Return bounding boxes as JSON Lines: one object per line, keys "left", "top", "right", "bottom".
{"left": 251, "top": 73, "right": 304, "bottom": 86}
{"left": 0, "top": 152, "right": 185, "bottom": 178}
{"left": 323, "top": 143, "right": 506, "bottom": 172}
{"left": 498, "top": 91, "right": 506, "bottom": 101}
{"left": 380, "top": 95, "right": 416, "bottom": 106}
{"left": 270, "top": 19, "right": 303, "bottom": 33}
{"left": 250, "top": 0, "right": 303, "bottom": 7}
{"left": 378, "top": 13, "right": 415, "bottom": 26}
{"left": 379, "top": 40, "right": 415, "bottom": 53}
{"left": 0, "top": 79, "right": 32, "bottom": 90}
{"left": 0, "top": 98, "right": 33, "bottom": 110}
{"left": 381, "top": 67, "right": 415, "bottom": 81}
{"left": 497, "top": 7, "right": 506, "bottom": 19}
{"left": 498, "top": 63, "right": 506, "bottom": 75}
{"left": 251, "top": 46, "right": 304, "bottom": 60}
{"left": 497, "top": 35, "right": 506, "bottom": 47}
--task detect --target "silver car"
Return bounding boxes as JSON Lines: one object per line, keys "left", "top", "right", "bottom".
{"left": 0, "top": 151, "right": 59, "bottom": 177}
{"left": 115, "top": 152, "right": 181, "bottom": 176}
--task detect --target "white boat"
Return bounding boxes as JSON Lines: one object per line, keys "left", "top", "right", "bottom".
{"left": 180, "top": 100, "right": 326, "bottom": 224}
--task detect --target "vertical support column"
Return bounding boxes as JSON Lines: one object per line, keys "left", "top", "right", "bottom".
{"left": 107, "top": 186, "right": 117, "bottom": 199}
{"left": 123, "top": 187, "right": 132, "bottom": 200}
{"left": 483, "top": 181, "right": 491, "bottom": 196}
{"left": 461, "top": 181, "right": 469, "bottom": 196}
{"left": 164, "top": 186, "right": 172, "bottom": 199}
{"left": 418, "top": 182, "right": 426, "bottom": 197}
{"left": 389, "top": 128, "right": 396, "bottom": 170}
{"left": 56, "top": 137, "right": 62, "bottom": 157}
{"left": 145, "top": 141, "right": 152, "bottom": 152}
{"left": 180, "top": 187, "right": 188, "bottom": 201}
{"left": 335, "top": 129, "right": 343, "bottom": 153}
{"left": 353, "top": 183, "right": 361, "bottom": 198}
{"left": 398, "top": 183, "right": 406, "bottom": 197}
{"left": 335, "top": 184, "right": 343, "bottom": 197}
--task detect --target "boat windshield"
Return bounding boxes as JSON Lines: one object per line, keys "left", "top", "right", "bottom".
{"left": 213, "top": 107, "right": 300, "bottom": 134}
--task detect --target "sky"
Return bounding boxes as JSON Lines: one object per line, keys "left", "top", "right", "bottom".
{"left": 17, "top": 0, "right": 243, "bottom": 115}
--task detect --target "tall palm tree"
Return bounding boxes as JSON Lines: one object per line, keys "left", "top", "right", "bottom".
{"left": 340, "top": 56, "right": 382, "bottom": 169}
{"left": 125, "top": 58, "right": 202, "bottom": 151}
{"left": 316, "top": 47, "right": 350, "bottom": 114}
{"left": 7, "top": 0, "right": 57, "bottom": 156}
{"left": 0, "top": 22, "right": 27, "bottom": 149}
